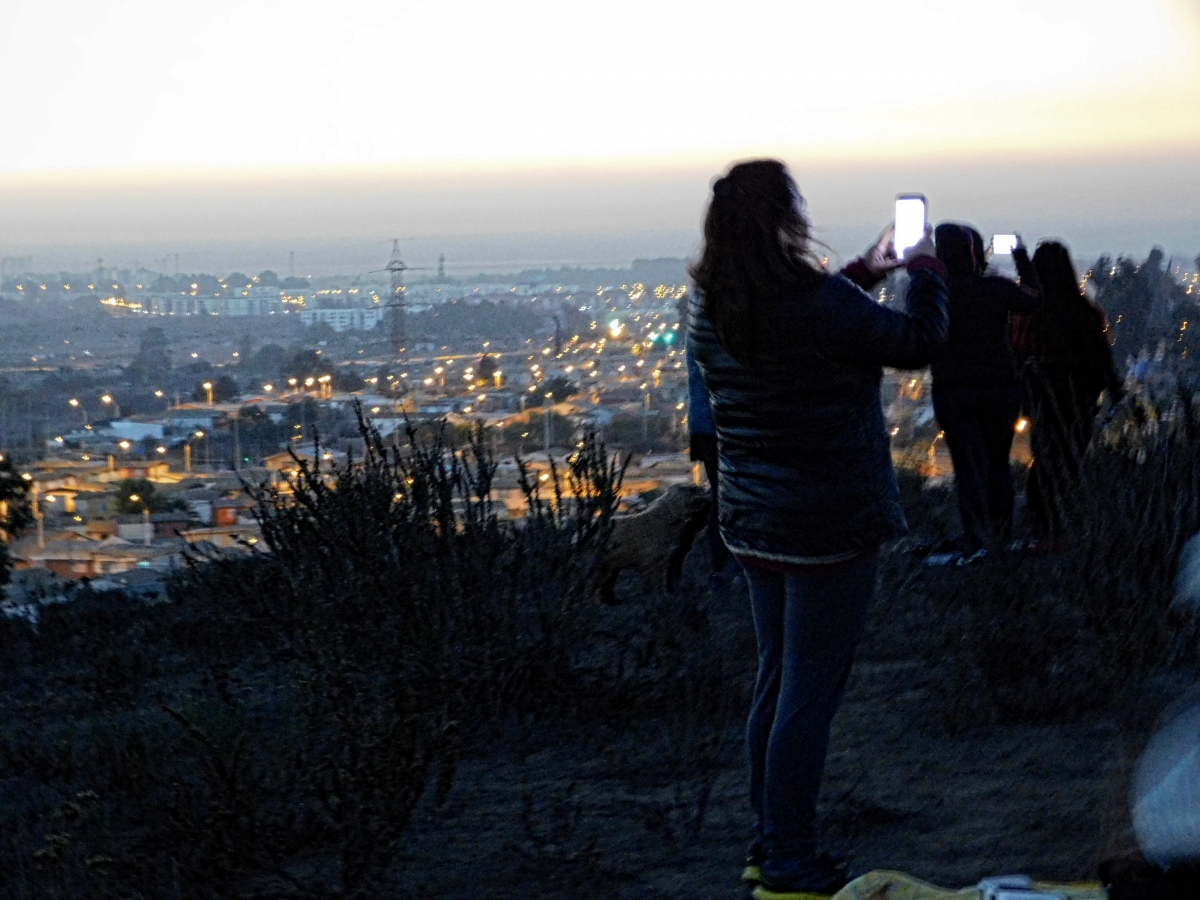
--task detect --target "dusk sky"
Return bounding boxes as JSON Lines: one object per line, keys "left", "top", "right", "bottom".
{"left": 2, "top": 0, "right": 1199, "bottom": 273}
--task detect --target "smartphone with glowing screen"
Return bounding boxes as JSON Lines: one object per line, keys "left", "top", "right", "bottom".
{"left": 894, "top": 194, "right": 927, "bottom": 260}
{"left": 991, "top": 234, "right": 1018, "bottom": 255}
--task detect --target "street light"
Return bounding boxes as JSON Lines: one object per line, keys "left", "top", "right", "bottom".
{"left": 127, "top": 494, "right": 151, "bottom": 545}
{"left": 202, "top": 381, "right": 213, "bottom": 406}
{"left": 190, "top": 430, "right": 209, "bottom": 468}
{"left": 100, "top": 393, "right": 121, "bottom": 418}
{"left": 68, "top": 398, "right": 87, "bottom": 426}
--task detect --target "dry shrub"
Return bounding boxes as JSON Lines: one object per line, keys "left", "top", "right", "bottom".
{"left": 935, "top": 389, "right": 1200, "bottom": 728}
{"left": 1, "top": 410, "right": 625, "bottom": 899}
{"left": 622, "top": 587, "right": 749, "bottom": 840}
{"left": 1, "top": 405, "right": 756, "bottom": 898}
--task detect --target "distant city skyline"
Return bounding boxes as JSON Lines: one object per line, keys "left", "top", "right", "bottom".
{"left": 7, "top": 150, "right": 1199, "bottom": 278}
{"left": 1, "top": 0, "right": 1198, "bottom": 269}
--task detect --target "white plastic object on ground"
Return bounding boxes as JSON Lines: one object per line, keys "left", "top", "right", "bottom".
{"left": 979, "top": 875, "right": 1033, "bottom": 900}
{"left": 1132, "top": 702, "right": 1200, "bottom": 866}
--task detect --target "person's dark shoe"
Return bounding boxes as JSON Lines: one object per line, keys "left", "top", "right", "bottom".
{"left": 752, "top": 852, "right": 850, "bottom": 900}
{"left": 742, "top": 842, "right": 828, "bottom": 885}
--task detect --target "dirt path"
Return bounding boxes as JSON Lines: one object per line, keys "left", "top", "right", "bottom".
{"left": 396, "top": 560, "right": 1154, "bottom": 899}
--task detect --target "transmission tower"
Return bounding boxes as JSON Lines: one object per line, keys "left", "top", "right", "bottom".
{"left": 385, "top": 239, "right": 409, "bottom": 358}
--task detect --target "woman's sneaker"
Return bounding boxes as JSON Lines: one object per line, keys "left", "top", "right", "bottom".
{"left": 752, "top": 852, "right": 850, "bottom": 900}
{"left": 741, "top": 841, "right": 765, "bottom": 883}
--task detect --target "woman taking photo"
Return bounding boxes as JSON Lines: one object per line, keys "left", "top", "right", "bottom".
{"left": 688, "top": 160, "right": 948, "bottom": 899}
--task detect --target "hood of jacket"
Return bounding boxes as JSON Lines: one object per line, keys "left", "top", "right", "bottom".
{"left": 935, "top": 223, "right": 987, "bottom": 278}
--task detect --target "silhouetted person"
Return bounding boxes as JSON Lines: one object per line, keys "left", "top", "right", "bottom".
{"left": 688, "top": 159, "right": 948, "bottom": 896}
{"left": 1013, "top": 240, "right": 1123, "bottom": 536}
{"left": 931, "top": 225, "right": 1042, "bottom": 557}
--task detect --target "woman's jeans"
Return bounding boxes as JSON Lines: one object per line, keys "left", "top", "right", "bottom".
{"left": 743, "top": 552, "right": 877, "bottom": 865}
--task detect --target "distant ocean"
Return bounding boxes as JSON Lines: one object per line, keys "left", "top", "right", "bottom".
{"left": 4, "top": 230, "right": 699, "bottom": 280}
{"left": 9, "top": 216, "right": 1198, "bottom": 281}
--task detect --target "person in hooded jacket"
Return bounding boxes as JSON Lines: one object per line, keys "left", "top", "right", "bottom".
{"left": 930, "top": 224, "right": 1043, "bottom": 558}
{"left": 689, "top": 159, "right": 948, "bottom": 899}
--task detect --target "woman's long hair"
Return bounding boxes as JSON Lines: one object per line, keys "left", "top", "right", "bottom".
{"left": 1030, "top": 240, "right": 1107, "bottom": 359}
{"left": 689, "top": 160, "right": 827, "bottom": 364}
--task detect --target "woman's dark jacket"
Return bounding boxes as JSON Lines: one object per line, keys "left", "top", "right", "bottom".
{"left": 931, "top": 224, "right": 1043, "bottom": 389}
{"left": 688, "top": 258, "right": 949, "bottom": 564}
{"left": 1012, "top": 292, "right": 1124, "bottom": 406}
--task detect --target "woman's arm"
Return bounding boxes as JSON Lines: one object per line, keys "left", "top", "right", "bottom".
{"left": 820, "top": 257, "right": 950, "bottom": 370}
{"left": 839, "top": 258, "right": 887, "bottom": 293}
{"left": 979, "top": 247, "right": 1043, "bottom": 313}
{"left": 840, "top": 225, "right": 905, "bottom": 291}
{"left": 1008, "top": 246, "right": 1044, "bottom": 312}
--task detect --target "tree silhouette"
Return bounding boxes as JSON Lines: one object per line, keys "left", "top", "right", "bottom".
{"left": 285, "top": 349, "right": 323, "bottom": 379}
{"left": 114, "top": 478, "right": 187, "bottom": 515}
{"left": 543, "top": 376, "right": 578, "bottom": 403}
{"left": 0, "top": 455, "right": 31, "bottom": 586}
{"left": 192, "top": 375, "right": 239, "bottom": 403}
{"left": 127, "top": 326, "right": 171, "bottom": 385}
{"left": 475, "top": 354, "right": 498, "bottom": 384}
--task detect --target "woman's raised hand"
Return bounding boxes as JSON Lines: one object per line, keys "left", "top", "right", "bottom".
{"left": 863, "top": 224, "right": 904, "bottom": 277}
{"left": 905, "top": 225, "right": 937, "bottom": 262}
